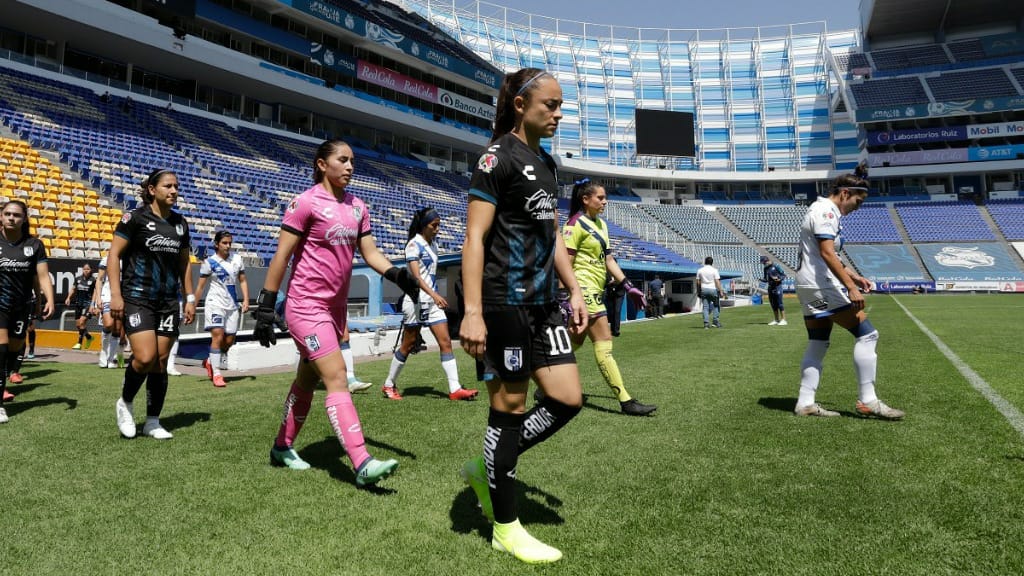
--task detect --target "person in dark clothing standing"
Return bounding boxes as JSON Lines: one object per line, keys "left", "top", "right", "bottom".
{"left": 107, "top": 169, "right": 195, "bottom": 440}
{"left": 0, "top": 200, "right": 55, "bottom": 423}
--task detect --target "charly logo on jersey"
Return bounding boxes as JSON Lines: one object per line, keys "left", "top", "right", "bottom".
{"left": 321, "top": 205, "right": 334, "bottom": 219}
{"left": 477, "top": 153, "right": 498, "bottom": 173}
{"left": 146, "top": 222, "right": 156, "bottom": 231}
{"left": 503, "top": 347, "right": 523, "bottom": 372}
{"left": 934, "top": 246, "right": 995, "bottom": 269}
{"left": 522, "top": 165, "right": 536, "bottom": 181}
{"left": 524, "top": 189, "right": 557, "bottom": 220}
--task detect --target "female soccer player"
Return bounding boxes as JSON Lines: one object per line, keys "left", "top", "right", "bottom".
{"left": 252, "top": 138, "right": 417, "bottom": 487}
{"left": 563, "top": 179, "right": 656, "bottom": 416}
{"left": 108, "top": 169, "right": 196, "bottom": 440}
{"left": 459, "top": 67, "right": 586, "bottom": 564}
{"left": 66, "top": 263, "right": 96, "bottom": 350}
{"left": 195, "top": 230, "right": 249, "bottom": 388}
{"left": 0, "top": 200, "right": 55, "bottom": 423}
{"left": 93, "top": 252, "right": 124, "bottom": 368}
{"left": 792, "top": 173, "right": 903, "bottom": 420}
{"left": 382, "top": 207, "right": 478, "bottom": 401}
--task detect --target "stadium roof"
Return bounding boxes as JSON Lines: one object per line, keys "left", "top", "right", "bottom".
{"left": 864, "top": 0, "right": 1024, "bottom": 42}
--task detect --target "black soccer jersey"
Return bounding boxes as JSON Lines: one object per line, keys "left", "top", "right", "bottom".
{"left": 468, "top": 133, "right": 560, "bottom": 306}
{"left": 0, "top": 235, "right": 47, "bottom": 311}
{"left": 114, "top": 206, "right": 191, "bottom": 303}
{"left": 71, "top": 273, "right": 97, "bottom": 307}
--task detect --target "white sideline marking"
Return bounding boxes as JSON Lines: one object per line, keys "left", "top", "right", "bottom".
{"left": 893, "top": 297, "right": 1024, "bottom": 437}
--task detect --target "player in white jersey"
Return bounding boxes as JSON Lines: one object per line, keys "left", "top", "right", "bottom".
{"left": 792, "top": 174, "right": 903, "bottom": 420}
{"left": 195, "top": 231, "right": 249, "bottom": 388}
{"left": 382, "top": 208, "right": 478, "bottom": 401}
{"left": 92, "top": 250, "right": 124, "bottom": 368}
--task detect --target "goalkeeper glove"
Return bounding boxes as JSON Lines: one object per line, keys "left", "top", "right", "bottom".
{"left": 384, "top": 266, "right": 420, "bottom": 299}
{"left": 621, "top": 280, "right": 647, "bottom": 310}
{"left": 252, "top": 289, "right": 278, "bottom": 347}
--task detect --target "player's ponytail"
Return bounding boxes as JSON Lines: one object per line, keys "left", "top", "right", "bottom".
{"left": 569, "top": 178, "right": 602, "bottom": 217}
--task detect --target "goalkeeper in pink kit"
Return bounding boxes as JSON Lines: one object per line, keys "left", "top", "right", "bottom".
{"left": 561, "top": 178, "right": 656, "bottom": 416}
{"left": 252, "top": 139, "right": 419, "bottom": 486}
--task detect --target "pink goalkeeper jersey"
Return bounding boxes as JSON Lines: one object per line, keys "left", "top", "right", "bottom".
{"left": 281, "top": 184, "right": 371, "bottom": 312}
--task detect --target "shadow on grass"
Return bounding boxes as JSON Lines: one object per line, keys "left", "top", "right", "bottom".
{"left": 161, "top": 411, "right": 212, "bottom": 432}
{"left": 17, "top": 368, "right": 61, "bottom": 380}
{"left": 300, "top": 435, "right": 411, "bottom": 494}
{"left": 6, "top": 382, "right": 51, "bottom": 397}
{"left": 5, "top": 396, "right": 78, "bottom": 417}
{"left": 399, "top": 385, "right": 448, "bottom": 399}
{"left": 758, "top": 397, "right": 797, "bottom": 413}
{"left": 449, "top": 482, "right": 566, "bottom": 539}
{"left": 224, "top": 375, "right": 257, "bottom": 384}
{"left": 758, "top": 397, "right": 862, "bottom": 418}
{"left": 581, "top": 393, "right": 622, "bottom": 415}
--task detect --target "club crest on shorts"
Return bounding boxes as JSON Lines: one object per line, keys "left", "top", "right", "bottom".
{"left": 304, "top": 335, "right": 321, "bottom": 352}
{"left": 503, "top": 347, "right": 523, "bottom": 372}
{"left": 128, "top": 313, "right": 142, "bottom": 328}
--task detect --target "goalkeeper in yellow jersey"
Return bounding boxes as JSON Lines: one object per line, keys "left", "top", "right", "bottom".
{"left": 561, "top": 179, "right": 657, "bottom": 416}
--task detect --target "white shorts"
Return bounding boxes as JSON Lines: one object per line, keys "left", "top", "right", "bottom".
{"left": 402, "top": 295, "right": 447, "bottom": 327}
{"left": 796, "top": 282, "right": 851, "bottom": 318}
{"left": 204, "top": 306, "right": 240, "bottom": 334}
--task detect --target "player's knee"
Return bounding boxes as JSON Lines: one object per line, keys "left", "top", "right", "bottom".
{"left": 848, "top": 319, "right": 877, "bottom": 341}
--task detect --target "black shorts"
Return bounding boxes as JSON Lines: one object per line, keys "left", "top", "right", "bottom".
{"left": 123, "top": 299, "right": 180, "bottom": 337}
{"left": 74, "top": 304, "right": 94, "bottom": 320}
{"left": 476, "top": 303, "right": 576, "bottom": 382}
{"left": 0, "top": 307, "right": 31, "bottom": 339}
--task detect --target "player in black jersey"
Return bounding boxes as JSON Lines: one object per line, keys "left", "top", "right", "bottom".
{"left": 65, "top": 262, "right": 96, "bottom": 350}
{"left": 458, "top": 68, "right": 586, "bottom": 564}
{"left": 0, "top": 200, "right": 56, "bottom": 424}
{"left": 107, "top": 169, "right": 196, "bottom": 440}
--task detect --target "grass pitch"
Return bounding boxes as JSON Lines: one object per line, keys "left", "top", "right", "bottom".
{"left": 2, "top": 294, "right": 1023, "bottom": 575}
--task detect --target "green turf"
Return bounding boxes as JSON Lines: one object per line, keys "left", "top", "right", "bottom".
{"left": 2, "top": 294, "right": 1023, "bottom": 575}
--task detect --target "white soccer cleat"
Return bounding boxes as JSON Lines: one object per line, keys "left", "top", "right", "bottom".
{"left": 855, "top": 399, "right": 904, "bottom": 420}
{"left": 115, "top": 398, "right": 136, "bottom": 438}
{"left": 347, "top": 378, "right": 373, "bottom": 393}
{"left": 778, "top": 319, "right": 788, "bottom": 326}
{"left": 794, "top": 403, "right": 839, "bottom": 417}
{"left": 0, "top": 407, "right": 8, "bottom": 424}
{"left": 768, "top": 320, "right": 778, "bottom": 326}
{"left": 166, "top": 368, "right": 183, "bottom": 377}
{"left": 142, "top": 418, "right": 173, "bottom": 440}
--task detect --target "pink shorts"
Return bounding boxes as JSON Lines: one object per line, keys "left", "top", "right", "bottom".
{"left": 285, "top": 304, "right": 346, "bottom": 361}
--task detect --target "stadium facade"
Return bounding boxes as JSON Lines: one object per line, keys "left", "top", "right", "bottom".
{"left": 399, "top": 0, "right": 862, "bottom": 174}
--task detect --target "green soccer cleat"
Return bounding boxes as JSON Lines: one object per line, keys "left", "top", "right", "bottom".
{"left": 460, "top": 456, "right": 494, "bottom": 522}
{"left": 270, "top": 446, "right": 311, "bottom": 470}
{"left": 355, "top": 457, "right": 399, "bottom": 487}
{"left": 491, "top": 519, "right": 562, "bottom": 564}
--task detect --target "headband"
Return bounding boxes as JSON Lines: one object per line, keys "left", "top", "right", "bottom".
{"left": 421, "top": 208, "right": 439, "bottom": 225}
{"left": 574, "top": 177, "right": 591, "bottom": 187}
{"left": 147, "top": 169, "right": 172, "bottom": 186}
{"left": 515, "top": 71, "right": 551, "bottom": 96}
{"left": 842, "top": 186, "right": 869, "bottom": 192}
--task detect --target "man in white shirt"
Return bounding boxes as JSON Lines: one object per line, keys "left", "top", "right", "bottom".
{"left": 696, "top": 257, "right": 724, "bottom": 328}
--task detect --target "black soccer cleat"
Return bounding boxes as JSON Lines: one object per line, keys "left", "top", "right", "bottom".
{"left": 620, "top": 399, "right": 657, "bottom": 416}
